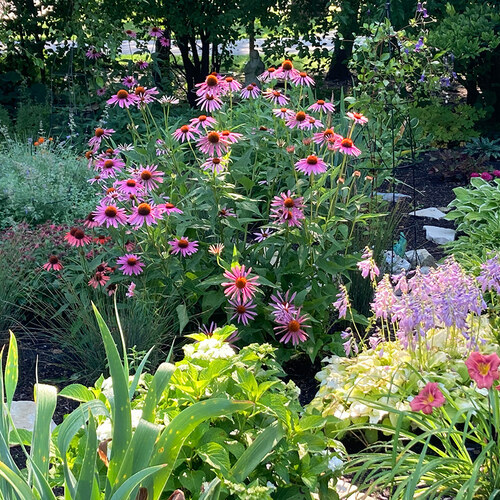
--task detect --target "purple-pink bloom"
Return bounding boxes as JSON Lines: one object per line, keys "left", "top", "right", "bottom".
{"left": 126, "top": 282, "right": 136, "bottom": 298}
{"left": 357, "top": 247, "right": 380, "bottom": 281}
{"left": 478, "top": 254, "right": 500, "bottom": 294}
{"left": 93, "top": 201, "right": 128, "bottom": 228}
{"left": 107, "top": 89, "right": 138, "bottom": 109}
{"left": 128, "top": 202, "right": 161, "bottom": 227}
{"left": 117, "top": 254, "right": 145, "bottom": 276}
{"left": 274, "top": 308, "right": 310, "bottom": 345}
{"left": 169, "top": 237, "right": 199, "bottom": 257}
{"left": 270, "top": 290, "right": 297, "bottom": 323}
{"left": 228, "top": 297, "right": 257, "bottom": 325}
{"left": 295, "top": 155, "right": 328, "bottom": 176}
{"left": 308, "top": 99, "right": 335, "bottom": 113}
{"left": 262, "top": 89, "right": 289, "bottom": 106}
{"left": 240, "top": 83, "right": 261, "bottom": 99}
{"left": 222, "top": 265, "right": 259, "bottom": 302}
{"left": 122, "top": 75, "right": 138, "bottom": 88}
{"left": 410, "top": 382, "right": 445, "bottom": 414}
{"left": 196, "top": 93, "right": 223, "bottom": 113}
{"left": 465, "top": 352, "right": 500, "bottom": 389}
{"left": 333, "top": 284, "right": 350, "bottom": 319}
{"left": 172, "top": 124, "right": 200, "bottom": 143}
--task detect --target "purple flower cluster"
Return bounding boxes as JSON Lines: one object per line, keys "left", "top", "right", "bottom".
{"left": 270, "top": 291, "right": 310, "bottom": 345}
{"left": 372, "top": 258, "right": 485, "bottom": 347}
{"left": 478, "top": 254, "right": 500, "bottom": 294}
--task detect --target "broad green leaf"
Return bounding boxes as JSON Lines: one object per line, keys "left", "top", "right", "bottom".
{"left": 197, "top": 442, "right": 230, "bottom": 474}
{"left": 0, "top": 460, "right": 36, "bottom": 499}
{"left": 5, "top": 331, "right": 18, "bottom": 407}
{"left": 75, "top": 413, "right": 99, "bottom": 500}
{"left": 176, "top": 304, "right": 189, "bottom": 334}
{"left": 141, "top": 363, "right": 175, "bottom": 423}
{"left": 129, "top": 346, "right": 154, "bottom": 400}
{"left": 230, "top": 421, "right": 284, "bottom": 483}
{"left": 109, "top": 465, "right": 166, "bottom": 500}
{"left": 59, "top": 384, "right": 95, "bottom": 403}
{"left": 199, "top": 477, "right": 221, "bottom": 500}
{"left": 150, "top": 399, "right": 253, "bottom": 499}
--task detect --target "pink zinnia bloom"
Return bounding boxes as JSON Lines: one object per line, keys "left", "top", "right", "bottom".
{"left": 254, "top": 228, "right": 274, "bottom": 242}
{"left": 159, "top": 37, "right": 170, "bottom": 47}
{"left": 169, "top": 237, "right": 199, "bottom": 257}
{"left": 295, "top": 155, "right": 328, "bottom": 176}
{"left": 172, "top": 124, "right": 200, "bottom": 143}
{"left": 274, "top": 60, "right": 300, "bottom": 81}
{"left": 465, "top": 352, "right": 500, "bottom": 389}
{"left": 197, "top": 131, "right": 228, "bottom": 156}
{"left": 228, "top": 297, "right": 257, "bottom": 325}
{"left": 313, "top": 128, "right": 342, "bottom": 146}
{"left": 220, "top": 129, "right": 243, "bottom": 144}
{"left": 263, "top": 89, "right": 289, "bottom": 106}
{"left": 274, "top": 309, "right": 310, "bottom": 345}
{"left": 88, "top": 272, "right": 110, "bottom": 288}
{"left": 125, "top": 29, "right": 137, "bottom": 38}
{"left": 196, "top": 93, "right": 223, "bottom": 112}
{"left": 126, "top": 282, "right": 136, "bottom": 298}
{"left": 347, "top": 112, "right": 368, "bottom": 125}
{"left": 116, "top": 178, "right": 144, "bottom": 196}
{"left": 122, "top": 75, "right": 138, "bottom": 88}
{"left": 129, "top": 202, "right": 160, "bottom": 227}
{"left": 137, "top": 60, "right": 149, "bottom": 70}
{"left": 240, "top": 83, "right": 261, "bottom": 99}
{"left": 410, "top": 382, "right": 446, "bottom": 414}
{"left": 222, "top": 265, "right": 259, "bottom": 302}
{"left": 149, "top": 27, "right": 163, "bottom": 37}
{"left": 334, "top": 137, "right": 362, "bottom": 157}
{"left": 88, "top": 127, "right": 115, "bottom": 149}
{"left": 291, "top": 71, "right": 315, "bottom": 87}
{"left": 223, "top": 76, "right": 242, "bottom": 93}
{"left": 196, "top": 74, "right": 224, "bottom": 97}
{"left": 189, "top": 114, "right": 217, "bottom": 130}
{"left": 65, "top": 227, "right": 92, "bottom": 247}
{"left": 258, "top": 67, "right": 277, "bottom": 83}
{"left": 272, "top": 107, "right": 293, "bottom": 120}
{"left": 308, "top": 99, "right": 335, "bottom": 113}
{"left": 201, "top": 156, "right": 228, "bottom": 173}
{"left": 43, "top": 255, "right": 63, "bottom": 271}
{"left": 285, "top": 111, "right": 312, "bottom": 130}
{"left": 156, "top": 201, "right": 183, "bottom": 216}
{"left": 93, "top": 202, "right": 128, "bottom": 228}
{"left": 107, "top": 89, "right": 138, "bottom": 108}
{"left": 135, "top": 164, "right": 164, "bottom": 190}
{"left": 116, "top": 254, "right": 145, "bottom": 276}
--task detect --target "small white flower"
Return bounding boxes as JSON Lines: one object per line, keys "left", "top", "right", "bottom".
{"left": 328, "top": 456, "right": 344, "bottom": 472}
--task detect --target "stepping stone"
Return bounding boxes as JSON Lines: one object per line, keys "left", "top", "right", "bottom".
{"left": 409, "top": 207, "right": 446, "bottom": 220}
{"left": 375, "top": 192, "right": 411, "bottom": 202}
{"left": 10, "top": 401, "right": 56, "bottom": 435}
{"left": 384, "top": 251, "right": 411, "bottom": 273}
{"left": 423, "top": 225, "right": 456, "bottom": 244}
{"left": 405, "top": 249, "right": 436, "bottom": 268}
{"left": 336, "top": 478, "right": 377, "bottom": 499}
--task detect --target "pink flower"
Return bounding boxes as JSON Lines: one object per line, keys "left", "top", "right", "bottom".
{"left": 88, "top": 272, "right": 110, "bottom": 288}
{"left": 308, "top": 100, "right": 335, "bottom": 113}
{"left": 43, "top": 255, "right": 63, "bottom": 271}
{"left": 347, "top": 112, "right": 368, "bottom": 125}
{"left": 274, "top": 60, "right": 300, "bottom": 81}
{"left": 254, "top": 228, "right": 274, "bottom": 242}
{"left": 222, "top": 265, "right": 260, "bottom": 302}
{"left": 270, "top": 290, "right": 297, "bottom": 323}
{"left": 169, "top": 237, "right": 199, "bottom": 257}
{"left": 128, "top": 202, "right": 161, "bottom": 227}
{"left": 85, "top": 47, "right": 103, "bottom": 60}
{"left": 159, "top": 37, "right": 170, "bottom": 47}
{"left": 274, "top": 309, "right": 310, "bottom": 345}
{"left": 196, "top": 93, "right": 223, "bottom": 112}
{"left": 270, "top": 207, "right": 305, "bottom": 227}
{"left": 116, "top": 254, "right": 145, "bottom": 276}
{"left": 240, "top": 83, "right": 261, "bottom": 99}
{"left": 196, "top": 74, "right": 224, "bottom": 97}
{"left": 262, "top": 89, "right": 289, "bottom": 106}
{"left": 156, "top": 202, "right": 183, "bottom": 216}
{"left": 410, "top": 382, "right": 446, "bottom": 414}
{"left": 189, "top": 114, "right": 217, "bottom": 130}
{"left": 228, "top": 297, "right": 257, "bottom": 325}
{"left": 220, "top": 129, "right": 243, "bottom": 144}
{"left": 83, "top": 212, "right": 99, "bottom": 228}
{"left": 135, "top": 164, "right": 164, "bottom": 190}
{"left": 201, "top": 157, "right": 228, "bottom": 173}
{"left": 307, "top": 116, "right": 324, "bottom": 129}
{"left": 493, "top": 170, "right": 500, "bottom": 178}
{"left": 172, "top": 124, "right": 200, "bottom": 143}
{"left": 116, "top": 178, "right": 144, "bottom": 196}
{"left": 125, "top": 29, "right": 137, "bottom": 39}
{"left": 271, "top": 191, "right": 305, "bottom": 211}
{"left": 470, "top": 172, "right": 480, "bottom": 178}
{"left": 272, "top": 108, "right": 293, "bottom": 120}
{"left": 197, "top": 131, "right": 228, "bottom": 156}
{"left": 295, "top": 155, "right": 328, "bottom": 176}
{"left": 285, "top": 111, "right": 313, "bottom": 130}
{"left": 357, "top": 247, "right": 380, "bottom": 281}
{"left": 133, "top": 86, "right": 159, "bottom": 107}
{"left": 313, "top": 128, "right": 342, "bottom": 146}
{"left": 122, "top": 75, "right": 138, "bottom": 88}
{"left": 481, "top": 172, "right": 493, "bottom": 181}
{"left": 223, "top": 76, "right": 242, "bottom": 93}
{"left": 107, "top": 89, "right": 138, "bottom": 109}
{"left": 137, "top": 60, "right": 149, "bottom": 70}
{"left": 88, "top": 127, "right": 115, "bottom": 149}
{"left": 333, "top": 137, "right": 362, "bottom": 157}
{"left": 149, "top": 27, "right": 163, "bottom": 37}
{"left": 96, "top": 88, "right": 107, "bottom": 96}
{"left": 126, "top": 282, "right": 136, "bottom": 298}
{"left": 64, "top": 227, "right": 92, "bottom": 247}
{"left": 290, "top": 71, "right": 315, "bottom": 87}
{"left": 93, "top": 202, "right": 128, "bottom": 228}
{"left": 465, "top": 352, "right": 500, "bottom": 389}
{"left": 258, "top": 67, "right": 277, "bottom": 83}
{"left": 95, "top": 157, "right": 125, "bottom": 179}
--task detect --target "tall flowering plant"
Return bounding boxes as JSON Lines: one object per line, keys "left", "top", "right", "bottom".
{"left": 47, "top": 60, "right": 387, "bottom": 358}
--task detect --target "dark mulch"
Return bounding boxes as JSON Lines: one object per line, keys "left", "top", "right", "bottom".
{"left": 282, "top": 355, "right": 322, "bottom": 406}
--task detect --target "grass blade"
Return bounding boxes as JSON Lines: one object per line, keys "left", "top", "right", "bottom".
{"left": 0, "top": 461, "right": 36, "bottom": 499}
{"left": 141, "top": 362, "right": 175, "bottom": 423}
{"left": 5, "top": 331, "right": 18, "bottom": 408}
{"left": 75, "top": 412, "right": 99, "bottom": 500}
{"left": 199, "top": 477, "right": 221, "bottom": 499}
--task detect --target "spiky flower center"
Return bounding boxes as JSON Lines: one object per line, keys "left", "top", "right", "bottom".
{"left": 117, "top": 89, "right": 129, "bottom": 99}
{"left": 236, "top": 305, "right": 247, "bottom": 314}
{"left": 74, "top": 229, "right": 85, "bottom": 240}
{"left": 180, "top": 125, "right": 190, "bottom": 133}
{"left": 353, "top": 113, "right": 362, "bottom": 119}
{"left": 207, "top": 132, "right": 220, "bottom": 144}
{"left": 165, "top": 203, "right": 175, "bottom": 209}
{"left": 212, "top": 158, "right": 221, "bottom": 164}
{"left": 137, "top": 203, "right": 151, "bottom": 216}
{"left": 288, "top": 320, "right": 300, "bottom": 332}
{"left": 246, "top": 84, "right": 254, "bottom": 91}
{"left": 206, "top": 75, "right": 218, "bottom": 87}
{"left": 135, "top": 86, "right": 145, "bottom": 95}
{"left": 141, "top": 170, "right": 152, "bottom": 180}
{"left": 95, "top": 128, "right": 104, "bottom": 137}
{"left": 235, "top": 277, "right": 247, "bottom": 289}
{"left": 323, "top": 128, "right": 334, "bottom": 137}
{"left": 282, "top": 60, "right": 293, "bottom": 71}
{"left": 198, "top": 115, "right": 207, "bottom": 121}
{"left": 104, "top": 159, "right": 114, "bottom": 169}
{"left": 49, "top": 255, "right": 59, "bottom": 264}
{"left": 284, "top": 197, "right": 295, "bottom": 208}
{"left": 178, "top": 239, "right": 189, "bottom": 248}
{"left": 299, "top": 71, "right": 307, "bottom": 77}
{"left": 317, "top": 99, "right": 325, "bottom": 105}
{"left": 341, "top": 138, "right": 353, "bottom": 148}
{"left": 296, "top": 111, "right": 306, "bottom": 122}
{"left": 106, "top": 187, "right": 116, "bottom": 194}
{"left": 126, "top": 179, "right": 136, "bottom": 187}
{"left": 306, "top": 155, "right": 318, "bottom": 165}
{"left": 127, "top": 257, "right": 137, "bottom": 266}
{"left": 104, "top": 206, "right": 117, "bottom": 217}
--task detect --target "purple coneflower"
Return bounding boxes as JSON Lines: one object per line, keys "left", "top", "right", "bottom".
{"left": 258, "top": 67, "right": 277, "bottom": 82}
{"left": 43, "top": 255, "right": 63, "bottom": 271}
{"left": 228, "top": 297, "right": 257, "bottom": 325}
{"left": 313, "top": 128, "right": 341, "bottom": 146}
{"left": 240, "top": 83, "right": 261, "bottom": 99}
{"left": 93, "top": 202, "right": 127, "bottom": 228}
{"left": 149, "top": 27, "right": 163, "bottom": 37}
{"left": 273, "top": 108, "right": 292, "bottom": 120}
{"left": 333, "top": 137, "right": 362, "bottom": 157}
{"left": 135, "top": 164, "right": 164, "bottom": 190}
{"left": 291, "top": 71, "right": 315, "bottom": 87}
{"left": 295, "top": 155, "right": 328, "bottom": 176}
{"left": 157, "top": 202, "right": 183, "bottom": 216}
{"left": 285, "top": 111, "right": 312, "bottom": 130}
{"left": 263, "top": 89, "right": 289, "bottom": 106}
{"left": 117, "top": 254, "right": 145, "bottom": 276}
{"left": 96, "top": 87, "right": 107, "bottom": 96}
{"left": 122, "top": 75, "right": 138, "bottom": 88}
{"left": 254, "top": 228, "right": 274, "bottom": 242}
{"left": 116, "top": 178, "right": 144, "bottom": 196}
{"left": 129, "top": 203, "right": 160, "bottom": 227}
{"left": 201, "top": 156, "right": 228, "bottom": 174}
{"left": 137, "top": 60, "right": 149, "bottom": 70}
{"left": 274, "top": 60, "right": 300, "bottom": 81}
{"left": 169, "top": 237, "right": 199, "bottom": 257}
{"left": 347, "top": 112, "right": 368, "bottom": 125}
{"left": 270, "top": 290, "right": 297, "bottom": 323}
{"left": 274, "top": 309, "right": 309, "bottom": 345}
{"left": 223, "top": 76, "right": 242, "bottom": 92}
{"left": 107, "top": 89, "right": 138, "bottom": 108}
{"left": 190, "top": 114, "right": 217, "bottom": 130}
{"left": 308, "top": 99, "right": 335, "bottom": 113}
{"left": 222, "top": 265, "right": 259, "bottom": 302}
{"left": 65, "top": 227, "right": 93, "bottom": 247}
{"left": 88, "top": 127, "right": 115, "bottom": 149}
{"left": 197, "top": 131, "right": 228, "bottom": 156}
{"left": 172, "top": 124, "right": 199, "bottom": 143}
{"left": 196, "top": 93, "right": 223, "bottom": 113}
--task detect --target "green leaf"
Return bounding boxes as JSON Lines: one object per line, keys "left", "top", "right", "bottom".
{"left": 59, "top": 384, "right": 95, "bottom": 403}
{"left": 0, "top": 461, "right": 36, "bottom": 499}
{"left": 75, "top": 413, "right": 99, "bottom": 500}
{"left": 199, "top": 477, "right": 221, "bottom": 500}
{"left": 5, "top": 331, "right": 18, "bottom": 408}
{"left": 129, "top": 346, "right": 154, "bottom": 400}
{"left": 150, "top": 399, "right": 253, "bottom": 499}
{"left": 230, "top": 421, "right": 284, "bottom": 483}
{"left": 176, "top": 304, "right": 189, "bottom": 334}
{"left": 109, "top": 465, "right": 167, "bottom": 500}
{"left": 141, "top": 363, "right": 175, "bottom": 423}
{"left": 198, "top": 442, "right": 231, "bottom": 474}
{"left": 92, "top": 303, "right": 132, "bottom": 489}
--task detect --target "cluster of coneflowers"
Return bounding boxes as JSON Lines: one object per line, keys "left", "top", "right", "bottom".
{"left": 41, "top": 59, "right": 373, "bottom": 346}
